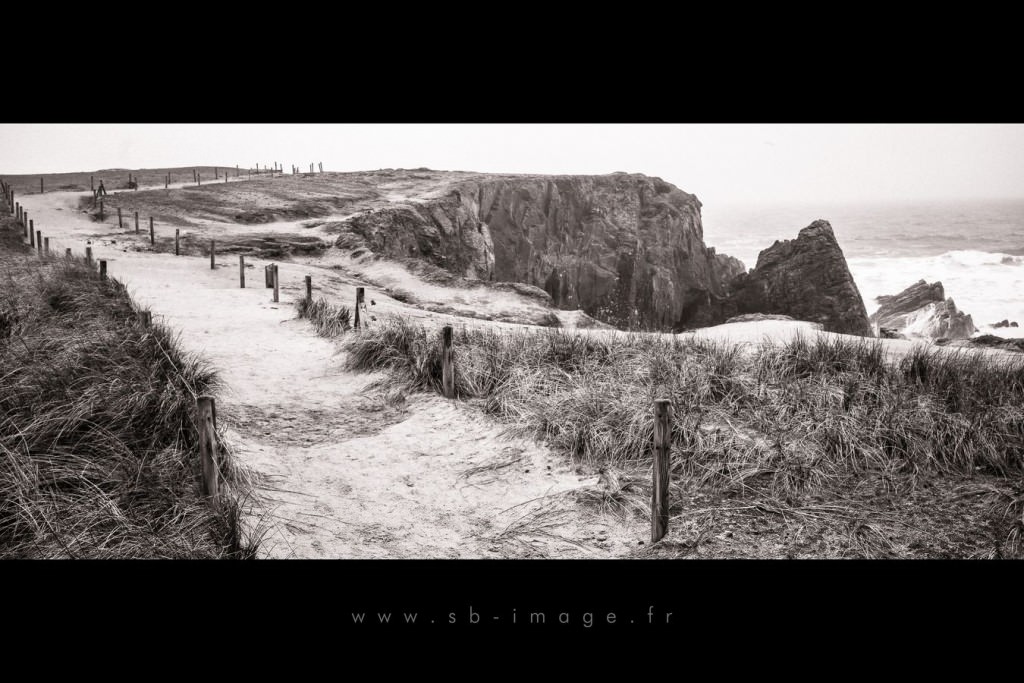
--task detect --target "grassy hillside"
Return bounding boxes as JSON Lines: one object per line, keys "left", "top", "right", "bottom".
{"left": 303, "top": 302, "right": 1024, "bottom": 558}
{"left": 0, "top": 207, "right": 260, "bottom": 557}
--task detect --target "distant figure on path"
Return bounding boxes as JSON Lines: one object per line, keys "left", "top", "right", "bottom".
{"left": 97, "top": 181, "right": 107, "bottom": 197}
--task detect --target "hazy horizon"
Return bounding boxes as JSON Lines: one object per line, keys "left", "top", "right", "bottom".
{"left": 2, "top": 124, "right": 1023, "bottom": 208}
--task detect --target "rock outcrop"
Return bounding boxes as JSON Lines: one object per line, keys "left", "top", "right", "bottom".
{"left": 724, "top": 220, "right": 872, "bottom": 336}
{"left": 992, "top": 319, "right": 1019, "bottom": 329}
{"left": 869, "top": 280, "right": 976, "bottom": 339}
{"left": 338, "top": 173, "right": 746, "bottom": 331}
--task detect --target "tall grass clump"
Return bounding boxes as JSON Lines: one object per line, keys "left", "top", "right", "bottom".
{"left": 0, "top": 219, "right": 259, "bottom": 558}
{"left": 339, "top": 313, "right": 1024, "bottom": 518}
{"left": 296, "top": 296, "right": 351, "bottom": 336}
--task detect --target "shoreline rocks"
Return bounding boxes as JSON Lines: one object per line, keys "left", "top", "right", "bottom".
{"left": 869, "top": 280, "right": 976, "bottom": 340}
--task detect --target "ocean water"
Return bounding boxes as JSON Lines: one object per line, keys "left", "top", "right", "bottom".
{"left": 701, "top": 198, "right": 1024, "bottom": 338}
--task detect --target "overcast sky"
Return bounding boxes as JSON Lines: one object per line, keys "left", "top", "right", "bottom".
{"left": 2, "top": 124, "right": 1022, "bottom": 207}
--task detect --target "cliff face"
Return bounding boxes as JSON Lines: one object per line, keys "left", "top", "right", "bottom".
{"left": 725, "top": 220, "right": 872, "bottom": 336}
{"left": 870, "top": 280, "right": 976, "bottom": 339}
{"left": 339, "top": 173, "right": 745, "bottom": 331}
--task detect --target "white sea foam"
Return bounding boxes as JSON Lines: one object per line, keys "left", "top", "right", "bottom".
{"left": 849, "top": 250, "right": 1024, "bottom": 339}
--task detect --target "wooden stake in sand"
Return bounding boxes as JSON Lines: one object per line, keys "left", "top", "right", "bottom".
{"left": 193, "top": 169, "right": 197, "bottom": 183}
{"left": 239, "top": 254, "right": 245, "bottom": 288}
{"left": 215, "top": 167, "right": 218, "bottom": 180}
{"left": 175, "top": 228, "right": 180, "bottom": 256}
{"left": 150, "top": 217, "right": 155, "bottom": 245}
{"left": 35, "top": 231, "right": 41, "bottom": 254}
{"left": 118, "top": 207, "right": 123, "bottom": 229}
{"left": 265, "top": 265, "right": 273, "bottom": 288}
{"left": 304, "top": 275, "right": 312, "bottom": 303}
{"left": 272, "top": 264, "right": 280, "bottom": 303}
{"left": 198, "top": 173, "right": 201, "bottom": 186}
{"left": 99, "top": 260, "right": 107, "bottom": 280}
{"left": 196, "top": 395, "right": 220, "bottom": 500}
{"left": 91, "top": 176, "right": 94, "bottom": 192}
{"left": 43, "top": 237, "right": 49, "bottom": 254}
{"left": 354, "top": 287, "right": 365, "bottom": 330}
{"left": 165, "top": 173, "right": 169, "bottom": 189}
{"left": 442, "top": 325, "right": 455, "bottom": 399}
{"left": 29, "top": 219, "right": 34, "bottom": 247}
{"left": 134, "top": 211, "right": 139, "bottom": 234}
{"left": 99, "top": 198, "right": 104, "bottom": 219}
{"left": 210, "top": 240, "right": 216, "bottom": 269}
{"left": 651, "top": 398, "right": 672, "bottom": 543}
{"left": 85, "top": 246, "right": 93, "bottom": 266}
{"left": 40, "top": 177, "right": 43, "bottom": 193}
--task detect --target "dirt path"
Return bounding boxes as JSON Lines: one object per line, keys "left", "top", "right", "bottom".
{"left": 18, "top": 189, "right": 643, "bottom": 558}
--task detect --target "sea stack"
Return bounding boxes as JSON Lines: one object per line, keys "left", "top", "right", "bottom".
{"left": 870, "top": 280, "right": 976, "bottom": 340}
{"left": 725, "top": 220, "right": 873, "bottom": 336}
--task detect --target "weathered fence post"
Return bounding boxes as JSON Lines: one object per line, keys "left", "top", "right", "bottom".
{"left": 198, "top": 173, "right": 201, "bottom": 186}
{"left": 99, "top": 198, "right": 104, "bottom": 219}
{"left": 210, "top": 240, "right": 216, "bottom": 269}
{"left": 40, "top": 177, "right": 43, "bottom": 193}
{"left": 99, "top": 260, "right": 107, "bottom": 280}
{"left": 354, "top": 286, "right": 364, "bottom": 329}
{"left": 35, "top": 231, "right": 41, "bottom": 254}
{"left": 165, "top": 173, "right": 169, "bottom": 189}
{"left": 29, "top": 219, "right": 34, "bottom": 247}
{"left": 239, "top": 254, "right": 245, "bottom": 288}
{"left": 304, "top": 275, "right": 312, "bottom": 303}
{"left": 91, "top": 176, "right": 94, "bottom": 192}
{"left": 651, "top": 398, "right": 672, "bottom": 543}
{"left": 134, "top": 211, "right": 139, "bottom": 234}
{"left": 214, "top": 167, "right": 218, "bottom": 179}
{"left": 175, "top": 228, "right": 180, "bottom": 256}
{"left": 193, "top": 169, "right": 197, "bottom": 183}
{"left": 85, "top": 246, "right": 93, "bottom": 266}
{"left": 442, "top": 325, "right": 455, "bottom": 398}
{"left": 118, "top": 207, "right": 123, "bottom": 229}
{"left": 265, "top": 264, "right": 273, "bottom": 288}
{"left": 43, "top": 237, "right": 49, "bottom": 254}
{"left": 196, "top": 394, "right": 220, "bottom": 500}
{"left": 272, "top": 264, "right": 280, "bottom": 302}
{"left": 149, "top": 216, "right": 155, "bottom": 245}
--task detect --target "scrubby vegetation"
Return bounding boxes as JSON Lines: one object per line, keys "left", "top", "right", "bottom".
{"left": 0, "top": 213, "right": 260, "bottom": 558}
{"left": 329, "top": 308, "right": 1024, "bottom": 558}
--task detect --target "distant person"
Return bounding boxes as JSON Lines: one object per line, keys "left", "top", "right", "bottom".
{"left": 97, "top": 181, "right": 107, "bottom": 197}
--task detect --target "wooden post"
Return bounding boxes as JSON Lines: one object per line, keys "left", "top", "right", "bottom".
{"left": 139, "top": 311, "right": 152, "bottom": 327}
{"left": 196, "top": 395, "right": 220, "bottom": 500}
{"left": 149, "top": 216, "right": 155, "bottom": 245}
{"left": 99, "top": 198, "right": 104, "bottom": 219}
{"left": 651, "top": 399, "right": 672, "bottom": 543}
{"left": 354, "top": 287, "right": 364, "bottom": 329}
{"left": 85, "top": 246, "right": 93, "bottom": 266}
{"left": 99, "top": 260, "right": 107, "bottom": 280}
{"left": 175, "top": 228, "right": 180, "bottom": 256}
{"left": 272, "top": 264, "right": 279, "bottom": 302}
{"left": 35, "top": 231, "right": 41, "bottom": 254}
{"left": 225, "top": 172, "right": 228, "bottom": 184}
{"left": 442, "top": 325, "right": 455, "bottom": 399}
{"left": 65, "top": 248, "right": 72, "bottom": 258}
{"left": 304, "top": 275, "right": 312, "bottom": 302}
{"left": 165, "top": 173, "right": 169, "bottom": 189}
{"left": 91, "top": 176, "right": 94, "bottom": 192}
{"left": 239, "top": 254, "right": 245, "bottom": 288}
{"left": 265, "top": 264, "right": 273, "bottom": 288}
{"left": 118, "top": 207, "right": 123, "bottom": 229}
{"left": 40, "top": 177, "right": 43, "bottom": 193}
{"left": 198, "top": 173, "right": 201, "bottom": 186}
{"left": 43, "top": 237, "right": 49, "bottom": 254}
{"left": 210, "top": 240, "right": 215, "bottom": 269}
{"left": 134, "top": 211, "right": 139, "bottom": 233}
{"left": 193, "top": 169, "right": 197, "bottom": 183}
{"left": 214, "top": 167, "right": 218, "bottom": 179}
{"left": 29, "top": 219, "right": 34, "bottom": 247}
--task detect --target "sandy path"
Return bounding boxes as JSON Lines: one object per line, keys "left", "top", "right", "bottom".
{"left": 18, "top": 189, "right": 642, "bottom": 558}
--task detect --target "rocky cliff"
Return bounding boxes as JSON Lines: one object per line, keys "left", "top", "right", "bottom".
{"left": 339, "top": 173, "right": 746, "bottom": 331}
{"left": 724, "top": 220, "right": 872, "bottom": 336}
{"left": 870, "top": 280, "right": 976, "bottom": 339}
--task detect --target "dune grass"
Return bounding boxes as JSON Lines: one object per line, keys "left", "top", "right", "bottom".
{"left": 325, "top": 307, "right": 1024, "bottom": 558}
{"left": 0, "top": 216, "right": 261, "bottom": 558}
